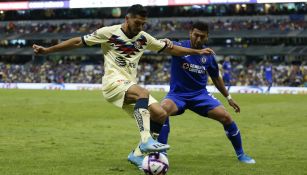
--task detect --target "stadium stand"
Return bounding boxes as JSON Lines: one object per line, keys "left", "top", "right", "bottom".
{"left": 0, "top": 3, "right": 306, "bottom": 86}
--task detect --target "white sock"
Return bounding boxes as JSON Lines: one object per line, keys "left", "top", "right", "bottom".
{"left": 134, "top": 108, "right": 151, "bottom": 143}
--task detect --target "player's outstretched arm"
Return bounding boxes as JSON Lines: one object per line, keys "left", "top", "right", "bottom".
{"left": 164, "top": 45, "right": 215, "bottom": 56}
{"left": 211, "top": 76, "right": 240, "bottom": 113}
{"left": 32, "top": 37, "right": 84, "bottom": 55}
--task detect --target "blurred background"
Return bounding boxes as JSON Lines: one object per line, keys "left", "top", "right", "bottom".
{"left": 0, "top": 0, "right": 306, "bottom": 90}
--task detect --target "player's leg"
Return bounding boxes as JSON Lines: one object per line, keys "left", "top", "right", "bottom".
{"left": 207, "top": 106, "right": 255, "bottom": 164}
{"left": 223, "top": 75, "right": 231, "bottom": 92}
{"left": 188, "top": 92, "right": 255, "bottom": 164}
{"left": 149, "top": 102, "right": 168, "bottom": 139}
{"left": 266, "top": 80, "right": 272, "bottom": 93}
{"left": 158, "top": 98, "right": 179, "bottom": 144}
{"left": 127, "top": 101, "right": 169, "bottom": 169}
{"left": 125, "top": 84, "right": 170, "bottom": 153}
{"left": 157, "top": 95, "right": 187, "bottom": 150}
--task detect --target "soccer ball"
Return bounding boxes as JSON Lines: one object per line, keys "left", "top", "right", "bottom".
{"left": 142, "top": 152, "right": 169, "bottom": 175}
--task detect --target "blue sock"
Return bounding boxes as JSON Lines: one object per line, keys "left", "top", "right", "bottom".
{"left": 158, "top": 117, "right": 170, "bottom": 144}
{"left": 223, "top": 122, "right": 244, "bottom": 156}
{"left": 134, "top": 98, "right": 148, "bottom": 110}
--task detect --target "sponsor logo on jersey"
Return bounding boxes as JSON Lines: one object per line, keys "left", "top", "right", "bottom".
{"left": 182, "top": 62, "right": 207, "bottom": 74}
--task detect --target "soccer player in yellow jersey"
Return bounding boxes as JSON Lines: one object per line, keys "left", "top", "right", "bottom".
{"left": 32, "top": 4, "right": 215, "bottom": 169}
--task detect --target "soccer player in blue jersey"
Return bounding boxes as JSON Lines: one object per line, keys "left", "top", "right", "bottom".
{"left": 158, "top": 22, "right": 255, "bottom": 164}
{"left": 222, "top": 57, "right": 232, "bottom": 91}
{"left": 264, "top": 61, "right": 273, "bottom": 93}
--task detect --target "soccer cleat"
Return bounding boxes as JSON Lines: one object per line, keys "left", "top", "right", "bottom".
{"left": 139, "top": 137, "right": 170, "bottom": 153}
{"left": 238, "top": 154, "right": 256, "bottom": 164}
{"left": 128, "top": 151, "right": 144, "bottom": 170}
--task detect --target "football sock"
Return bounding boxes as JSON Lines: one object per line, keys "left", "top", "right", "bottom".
{"left": 150, "top": 119, "right": 163, "bottom": 140}
{"left": 158, "top": 117, "right": 170, "bottom": 144}
{"left": 134, "top": 98, "right": 151, "bottom": 143}
{"left": 223, "top": 122, "right": 244, "bottom": 156}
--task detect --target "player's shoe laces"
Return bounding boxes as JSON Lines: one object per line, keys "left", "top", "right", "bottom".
{"left": 139, "top": 137, "right": 170, "bottom": 153}
{"left": 127, "top": 151, "right": 144, "bottom": 170}
{"left": 238, "top": 154, "right": 256, "bottom": 164}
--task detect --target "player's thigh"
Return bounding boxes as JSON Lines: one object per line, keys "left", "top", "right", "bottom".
{"left": 125, "top": 84, "right": 150, "bottom": 102}
{"left": 161, "top": 98, "right": 179, "bottom": 116}
{"left": 189, "top": 92, "right": 221, "bottom": 117}
{"left": 149, "top": 103, "right": 167, "bottom": 123}
{"left": 207, "top": 105, "right": 233, "bottom": 125}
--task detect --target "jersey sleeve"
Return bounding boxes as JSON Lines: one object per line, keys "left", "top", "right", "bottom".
{"left": 144, "top": 32, "right": 167, "bottom": 53}
{"left": 82, "top": 27, "right": 109, "bottom": 46}
{"left": 207, "top": 56, "right": 220, "bottom": 78}
{"left": 172, "top": 41, "right": 182, "bottom": 46}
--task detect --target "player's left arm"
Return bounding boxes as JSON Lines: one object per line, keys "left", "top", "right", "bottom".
{"left": 208, "top": 57, "right": 240, "bottom": 113}
{"left": 211, "top": 76, "right": 240, "bottom": 113}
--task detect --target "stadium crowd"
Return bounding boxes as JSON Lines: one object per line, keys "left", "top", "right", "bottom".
{"left": 1, "top": 18, "right": 305, "bottom": 36}
{"left": 0, "top": 57, "right": 306, "bottom": 87}
{"left": 0, "top": 3, "right": 306, "bottom": 21}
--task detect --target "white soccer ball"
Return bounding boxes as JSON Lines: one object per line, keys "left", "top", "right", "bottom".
{"left": 142, "top": 152, "right": 169, "bottom": 175}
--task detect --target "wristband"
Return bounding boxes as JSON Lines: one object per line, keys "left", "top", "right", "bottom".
{"left": 226, "top": 95, "right": 232, "bottom": 100}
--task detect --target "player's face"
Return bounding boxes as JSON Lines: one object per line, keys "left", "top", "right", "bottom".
{"left": 126, "top": 15, "right": 147, "bottom": 36}
{"left": 190, "top": 28, "right": 208, "bottom": 49}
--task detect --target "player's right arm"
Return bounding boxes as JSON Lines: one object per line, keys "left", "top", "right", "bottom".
{"left": 165, "top": 45, "right": 214, "bottom": 56}
{"left": 32, "top": 37, "right": 83, "bottom": 55}
{"left": 32, "top": 27, "right": 109, "bottom": 55}
{"left": 161, "top": 38, "right": 215, "bottom": 56}
{"left": 146, "top": 35, "right": 214, "bottom": 56}
{"left": 160, "top": 38, "right": 215, "bottom": 56}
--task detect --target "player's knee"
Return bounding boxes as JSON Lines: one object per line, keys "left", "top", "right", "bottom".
{"left": 220, "top": 113, "right": 233, "bottom": 125}
{"left": 137, "top": 88, "right": 149, "bottom": 99}
{"left": 153, "top": 109, "right": 168, "bottom": 124}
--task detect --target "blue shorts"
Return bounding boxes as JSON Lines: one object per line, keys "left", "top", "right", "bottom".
{"left": 223, "top": 75, "right": 231, "bottom": 85}
{"left": 165, "top": 91, "right": 221, "bottom": 117}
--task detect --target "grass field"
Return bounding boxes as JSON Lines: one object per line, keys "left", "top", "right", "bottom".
{"left": 0, "top": 89, "right": 307, "bottom": 175}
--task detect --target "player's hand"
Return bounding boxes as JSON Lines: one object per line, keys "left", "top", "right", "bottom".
{"left": 200, "top": 48, "right": 216, "bottom": 55}
{"left": 32, "top": 44, "right": 48, "bottom": 55}
{"left": 160, "top": 38, "right": 173, "bottom": 48}
{"left": 228, "top": 99, "right": 240, "bottom": 113}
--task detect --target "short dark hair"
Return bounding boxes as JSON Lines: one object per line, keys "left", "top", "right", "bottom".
{"left": 191, "top": 22, "right": 209, "bottom": 33}
{"left": 126, "top": 4, "right": 148, "bottom": 17}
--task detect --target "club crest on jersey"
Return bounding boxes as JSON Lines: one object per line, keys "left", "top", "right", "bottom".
{"left": 201, "top": 56, "right": 207, "bottom": 64}
{"left": 182, "top": 63, "right": 189, "bottom": 69}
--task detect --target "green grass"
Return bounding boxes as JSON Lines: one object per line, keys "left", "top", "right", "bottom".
{"left": 0, "top": 89, "right": 307, "bottom": 175}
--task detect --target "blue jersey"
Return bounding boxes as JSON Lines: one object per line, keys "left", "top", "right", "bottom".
{"left": 169, "top": 40, "right": 219, "bottom": 94}
{"left": 264, "top": 65, "right": 273, "bottom": 81}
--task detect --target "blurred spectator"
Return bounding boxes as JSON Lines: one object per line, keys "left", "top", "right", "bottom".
{"left": 0, "top": 57, "right": 305, "bottom": 87}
